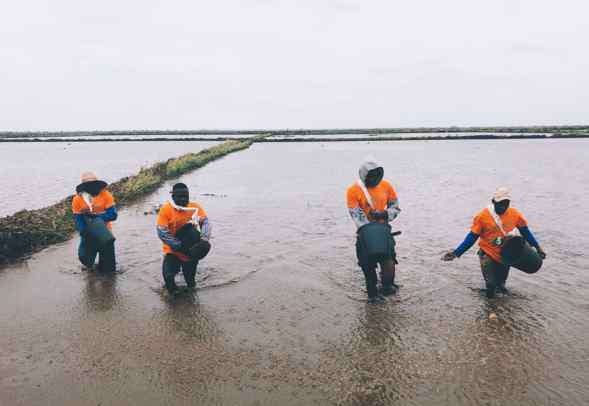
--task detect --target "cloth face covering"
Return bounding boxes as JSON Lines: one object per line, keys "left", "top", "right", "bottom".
{"left": 85, "top": 182, "right": 104, "bottom": 197}
{"left": 172, "top": 191, "right": 189, "bottom": 208}
{"left": 364, "top": 167, "right": 384, "bottom": 188}
{"left": 493, "top": 199, "right": 510, "bottom": 215}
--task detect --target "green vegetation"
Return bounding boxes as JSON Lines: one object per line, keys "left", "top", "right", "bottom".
{"left": 0, "top": 139, "right": 258, "bottom": 264}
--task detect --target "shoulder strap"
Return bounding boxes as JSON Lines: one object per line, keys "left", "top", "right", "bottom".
{"left": 81, "top": 192, "right": 94, "bottom": 212}
{"left": 356, "top": 179, "right": 374, "bottom": 210}
{"left": 486, "top": 205, "right": 518, "bottom": 237}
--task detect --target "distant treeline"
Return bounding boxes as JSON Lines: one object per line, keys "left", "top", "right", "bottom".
{"left": 1, "top": 125, "right": 589, "bottom": 139}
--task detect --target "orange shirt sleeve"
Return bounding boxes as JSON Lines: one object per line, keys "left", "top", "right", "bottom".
{"left": 471, "top": 213, "right": 483, "bottom": 235}
{"left": 196, "top": 203, "right": 207, "bottom": 219}
{"left": 387, "top": 182, "right": 398, "bottom": 201}
{"left": 157, "top": 205, "right": 171, "bottom": 228}
{"left": 103, "top": 191, "right": 115, "bottom": 208}
{"left": 514, "top": 209, "right": 528, "bottom": 228}
{"left": 346, "top": 187, "right": 360, "bottom": 209}
{"left": 71, "top": 195, "right": 85, "bottom": 214}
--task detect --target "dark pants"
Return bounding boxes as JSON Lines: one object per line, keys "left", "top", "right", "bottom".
{"left": 356, "top": 236, "right": 397, "bottom": 299}
{"left": 78, "top": 237, "right": 116, "bottom": 272}
{"left": 162, "top": 254, "right": 198, "bottom": 293}
{"left": 479, "top": 250, "right": 510, "bottom": 298}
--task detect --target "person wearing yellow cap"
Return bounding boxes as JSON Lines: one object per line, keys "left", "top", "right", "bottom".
{"left": 442, "top": 187, "right": 546, "bottom": 298}
{"left": 71, "top": 172, "right": 118, "bottom": 272}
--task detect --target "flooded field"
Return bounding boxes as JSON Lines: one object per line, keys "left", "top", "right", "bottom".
{"left": 1, "top": 139, "right": 589, "bottom": 405}
{"left": 0, "top": 141, "right": 219, "bottom": 216}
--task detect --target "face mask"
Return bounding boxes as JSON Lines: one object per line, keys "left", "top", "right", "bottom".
{"left": 364, "top": 167, "right": 384, "bottom": 188}
{"left": 172, "top": 192, "right": 189, "bottom": 207}
{"left": 86, "top": 182, "right": 103, "bottom": 197}
{"left": 493, "top": 200, "right": 510, "bottom": 215}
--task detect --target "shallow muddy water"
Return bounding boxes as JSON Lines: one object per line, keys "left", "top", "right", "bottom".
{"left": 0, "top": 141, "right": 219, "bottom": 216}
{"left": 1, "top": 139, "right": 589, "bottom": 405}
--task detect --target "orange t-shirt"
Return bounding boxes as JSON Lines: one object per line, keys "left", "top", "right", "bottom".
{"left": 71, "top": 189, "right": 116, "bottom": 229}
{"left": 157, "top": 201, "right": 207, "bottom": 261}
{"left": 346, "top": 180, "right": 398, "bottom": 220}
{"left": 471, "top": 207, "right": 528, "bottom": 263}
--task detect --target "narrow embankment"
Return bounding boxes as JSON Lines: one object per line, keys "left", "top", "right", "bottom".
{"left": 0, "top": 138, "right": 259, "bottom": 264}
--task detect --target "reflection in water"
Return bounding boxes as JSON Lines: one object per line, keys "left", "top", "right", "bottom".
{"left": 1, "top": 140, "right": 589, "bottom": 405}
{"left": 83, "top": 272, "right": 120, "bottom": 312}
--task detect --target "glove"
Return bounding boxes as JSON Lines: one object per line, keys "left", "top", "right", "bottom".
{"left": 441, "top": 251, "right": 457, "bottom": 261}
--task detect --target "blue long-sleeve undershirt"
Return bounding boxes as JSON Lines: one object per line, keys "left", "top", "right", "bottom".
{"left": 100, "top": 206, "right": 118, "bottom": 223}
{"left": 453, "top": 231, "right": 479, "bottom": 257}
{"left": 518, "top": 226, "right": 540, "bottom": 248}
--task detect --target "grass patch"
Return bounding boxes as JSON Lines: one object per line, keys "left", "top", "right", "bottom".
{"left": 0, "top": 138, "right": 257, "bottom": 264}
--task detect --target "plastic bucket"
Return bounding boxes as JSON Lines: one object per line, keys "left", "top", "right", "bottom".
{"left": 176, "top": 223, "right": 201, "bottom": 247}
{"left": 85, "top": 216, "right": 115, "bottom": 247}
{"left": 501, "top": 236, "right": 542, "bottom": 274}
{"left": 357, "top": 222, "right": 392, "bottom": 259}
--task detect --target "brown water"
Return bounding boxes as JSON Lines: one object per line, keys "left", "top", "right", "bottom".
{"left": 1, "top": 140, "right": 589, "bottom": 405}
{"left": 0, "top": 141, "right": 219, "bottom": 217}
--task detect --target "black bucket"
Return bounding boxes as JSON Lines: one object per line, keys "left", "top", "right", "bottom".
{"left": 176, "top": 223, "right": 210, "bottom": 260}
{"left": 501, "top": 236, "right": 542, "bottom": 274}
{"left": 176, "top": 223, "right": 201, "bottom": 247}
{"left": 85, "top": 216, "right": 115, "bottom": 247}
{"left": 357, "top": 222, "right": 392, "bottom": 259}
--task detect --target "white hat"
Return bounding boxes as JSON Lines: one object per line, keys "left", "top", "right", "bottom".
{"left": 493, "top": 186, "right": 511, "bottom": 202}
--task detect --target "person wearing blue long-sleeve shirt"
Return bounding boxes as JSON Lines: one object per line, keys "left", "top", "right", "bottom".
{"left": 442, "top": 187, "right": 546, "bottom": 297}
{"left": 72, "top": 172, "right": 118, "bottom": 272}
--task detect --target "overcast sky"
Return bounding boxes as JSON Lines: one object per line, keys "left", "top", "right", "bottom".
{"left": 1, "top": 0, "right": 588, "bottom": 131}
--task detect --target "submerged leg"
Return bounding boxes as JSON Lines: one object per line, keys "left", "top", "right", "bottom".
{"left": 182, "top": 260, "right": 198, "bottom": 288}
{"left": 361, "top": 266, "right": 380, "bottom": 301}
{"left": 480, "top": 252, "right": 501, "bottom": 298}
{"left": 98, "top": 241, "right": 116, "bottom": 273}
{"left": 379, "top": 259, "right": 397, "bottom": 296}
{"left": 497, "top": 265, "right": 511, "bottom": 294}
{"left": 162, "top": 254, "right": 182, "bottom": 294}
{"left": 78, "top": 237, "right": 98, "bottom": 269}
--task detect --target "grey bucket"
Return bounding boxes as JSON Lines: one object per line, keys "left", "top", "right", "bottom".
{"left": 357, "top": 222, "right": 392, "bottom": 259}
{"left": 501, "top": 236, "right": 542, "bottom": 274}
{"left": 85, "top": 216, "right": 115, "bottom": 247}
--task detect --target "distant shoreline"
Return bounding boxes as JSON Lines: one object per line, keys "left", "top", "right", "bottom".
{"left": 1, "top": 125, "right": 589, "bottom": 139}
{"left": 1, "top": 133, "right": 588, "bottom": 143}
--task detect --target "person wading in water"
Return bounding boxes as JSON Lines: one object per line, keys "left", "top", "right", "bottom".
{"left": 442, "top": 187, "right": 546, "bottom": 298}
{"left": 347, "top": 158, "right": 401, "bottom": 304}
{"left": 156, "top": 183, "right": 211, "bottom": 295}
{"left": 72, "top": 172, "right": 118, "bottom": 272}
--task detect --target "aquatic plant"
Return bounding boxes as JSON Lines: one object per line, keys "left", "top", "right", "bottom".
{"left": 0, "top": 138, "right": 258, "bottom": 263}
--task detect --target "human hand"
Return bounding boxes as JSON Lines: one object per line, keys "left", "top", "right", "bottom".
{"left": 441, "top": 251, "right": 457, "bottom": 261}
{"left": 536, "top": 247, "right": 547, "bottom": 260}
{"left": 370, "top": 210, "right": 388, "bottom": 221}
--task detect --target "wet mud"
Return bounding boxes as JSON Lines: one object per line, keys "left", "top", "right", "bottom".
{"left": 1, "top": 139, "right": 589, "bottom": 405}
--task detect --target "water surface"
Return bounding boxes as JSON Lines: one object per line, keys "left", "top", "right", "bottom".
{"left": 1, "top": 139, "right": 588, "bottom": 405}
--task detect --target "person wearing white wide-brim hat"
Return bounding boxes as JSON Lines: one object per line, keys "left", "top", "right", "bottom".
{"left": 72, "top": 171, "right": 118, "bottom": 272}
{"left": 442, "top": 186, "right": 546, "bottom": 298}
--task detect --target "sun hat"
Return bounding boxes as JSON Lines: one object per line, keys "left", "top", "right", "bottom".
{"left": 493, "top": 186, "right": 511, "bottom": 202}
{"left": 76, "top": 171, "right": 107, "bottom": 194}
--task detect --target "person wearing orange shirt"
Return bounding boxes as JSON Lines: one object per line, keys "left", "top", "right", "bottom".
{"left": 442, "top": 187, "right": 546, "bottom": 298}
{"left": 347, "top": 158, "right": 401, "bottom": 303}
{"left": 156, "top": 183, "right": 211, "bottom": 295}
{"left": 72, "top": 172, "right": 118, "bottom": 272}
